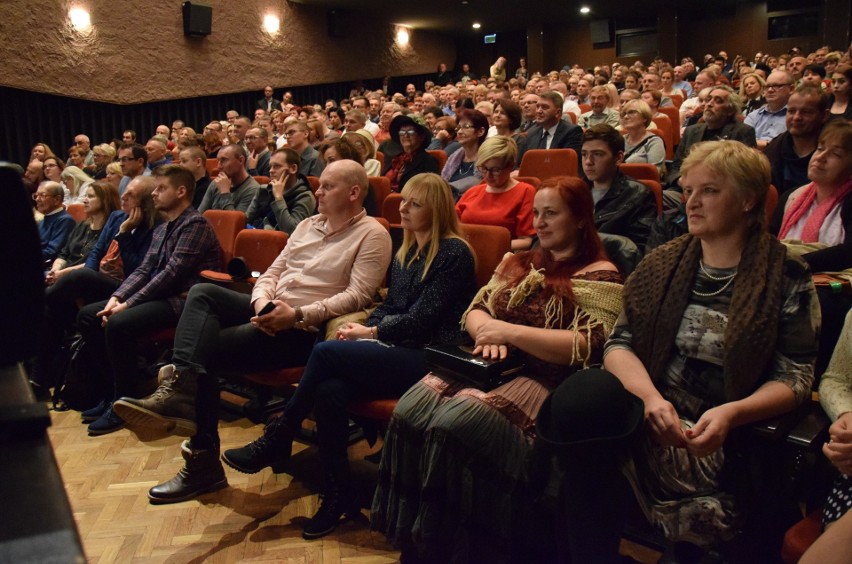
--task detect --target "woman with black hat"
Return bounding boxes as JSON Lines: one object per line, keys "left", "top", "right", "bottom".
{"left": 383, "top": 114, "right": 440, "bottom": 192}
{"left": 548, "top": 140, "right": 819, "bottom": 563}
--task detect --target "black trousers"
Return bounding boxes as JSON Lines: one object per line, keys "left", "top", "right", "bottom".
{"left": 170, "top": 283, "right": 316, "bottom": 447}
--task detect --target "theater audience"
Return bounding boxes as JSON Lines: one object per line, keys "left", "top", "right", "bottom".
{"left": 245, "top": 127, "right": 271, "bottom": 177}
{"left": 828, "top": 64, "right": 852, "bottom": 122}
{"left": 35, "top": 181, "right": 75, "bottom": 263}
{"left": 579, "top": 86, "right": 621, "bottom": 129}
{"left": 198, "top": 144, "right": 259, "bottom": 213}
{"left": 383, "top": 115, "right": 439, "bottom": 192}
{"left": 105, "top": 162, "right": 123, "bottom": 193}
{"left": 31, "top": 177, "right": 160, "bottom": 397}
{"left": 456, "top": 136, "right": 535, "bottom": 250}
{"left": 745, "top": 69, "right": 793, "bottom": 149}
{"left": 117, "top": 143, "right": 148, "bottom": 196}
{"left": 441, "top": 109, "right": 487, "bottom": 196}
{"left": 30, "top": 142, "right": 56, "bottom": 163}
{"left": 246, "top": 147, "right": 316, "bottom": 233}
{"left": 225, "top": 173, "right": 477, "bottom": 539}
{"left": 45, "top": 181, "right": 119, "bottom": 287}
{"left": 583, "top": 124, "right": 657, "bottom": 250}
{"left": 90, "top": 143, "right": 116, "bottom": 180}
{"left": 551, "top": 140, "right": 818, "bottom": 563}
{"left": 668, "top": 86, "right": 756, "bottom": 187}
{"left": 79, "top": 165, "right": 221, "bottom": 435}
{"left": 427, "top": 115, "right": 460, "bottom": 155}
{"left": 112, "top": 160, "right": 391, "bottom": 504}
{"left": 620, "top": 99, "right": 666, "bottom": 180}
{"left": 517, "top": 91, "right": 583, "bottom": 165}
{"left": 343, "top": 129, "right": 381, "bottom": 176}
{"left": 766, "top": 86, "right": 830, "bottom": 219}
{"left": 740, "top": 73, "right": 767, "bottom": 116}
{"left": 372, "top": 176, "right": 623, "bottom": 563}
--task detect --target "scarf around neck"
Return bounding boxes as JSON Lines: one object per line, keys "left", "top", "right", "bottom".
{"left": 622, "top": 231, "right": 786, "bottom": 401}
{"left": 779, "top": 179, "right": 852, "bottom": 242}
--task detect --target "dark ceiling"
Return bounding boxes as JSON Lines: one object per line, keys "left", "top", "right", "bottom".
{"left": 291, "top": 0, "right": 643, "bottom": 36}
{"left": 291, "top": 0, "right": 740, "bottom": 36}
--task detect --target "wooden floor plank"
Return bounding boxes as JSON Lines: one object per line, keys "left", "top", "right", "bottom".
{"left": 48, "top": 406, "right": 660, "bottom": 563}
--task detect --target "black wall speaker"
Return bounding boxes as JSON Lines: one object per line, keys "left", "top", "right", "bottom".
{"left": 590, "top": 19, "right": 612, "bottom": 44}
{"left": 182, "top": 1, "right": 212, "bottom": 37}
{"left": 328, "top": 9, "right": 346, "bottom": 38}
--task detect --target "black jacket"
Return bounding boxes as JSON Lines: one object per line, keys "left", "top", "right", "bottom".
{"left": 594, "top": 172, "right": 657, "bottom": 251}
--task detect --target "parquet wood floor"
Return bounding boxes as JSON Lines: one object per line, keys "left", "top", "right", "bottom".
{"left": 47, "top": 408, "right": 400, "bottom": 563}
{"left": 47, "top": 407, "right": 660, "bottom": 563}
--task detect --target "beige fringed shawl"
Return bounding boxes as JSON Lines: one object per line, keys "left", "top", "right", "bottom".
{"left": 461, "top": 265, "right": 624, "bottom": 367}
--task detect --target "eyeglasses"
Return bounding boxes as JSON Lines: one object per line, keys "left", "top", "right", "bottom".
{"left": 765, "top": 83, "right": 791, "bottom": 89}
{"left": 620, "top": 109, "right": 640, "bottom": 118}
{"left": 33, "top": 192, "right": 56, "bottom": 200}
{"left": 398, "top": 129, "right": 419, "bottom": 137}
{"left": 118, "top": 156, "right": 138, "bottom": 162}
{"left": 284, "top": 130, "right": 302, "bottom": 137}
{"left": 455, "top": 124, "right": 475, "bottom": 132}
{"left": 43, "top": 163, "right": 59, "bottom": 169}
{"left": 477, "top": 165, "right": 509, "bottom": 176}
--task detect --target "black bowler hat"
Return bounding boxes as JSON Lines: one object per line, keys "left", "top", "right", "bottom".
{"left": 536, "top": 368, "right": 644, "bottom": 451}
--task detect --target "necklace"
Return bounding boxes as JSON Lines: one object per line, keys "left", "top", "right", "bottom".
{"left": 458, "top": 160, "right": 475, "bottom": 175}
{"left": 692, "top": 260, "right": 737, "bottom": 297}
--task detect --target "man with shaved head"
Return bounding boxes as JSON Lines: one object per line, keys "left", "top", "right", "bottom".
{"left": 114, "top": 159, "right": 392, "bottom": 509}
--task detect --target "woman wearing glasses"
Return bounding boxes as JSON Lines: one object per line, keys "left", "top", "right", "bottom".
{"left": 621, "top": 99, "right": 666, "bottom": 180}
{"left": 441, "top": 109, "right": 488, "bottom": 197}
{"left": 383, "top": 115, "right": 440, "bottom": 192}
{"left": 455, "top": 136, "right": 536, "bottom": 251}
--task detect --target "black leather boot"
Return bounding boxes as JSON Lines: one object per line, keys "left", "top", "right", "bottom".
{"left": 221, "top": 414, "right": 295, "bottom": 474}
{"left": 148, "top": 439, "right": 227, "bottom": 504}
{"left": 301, "top": 462, "right": 361, "bottom": 540}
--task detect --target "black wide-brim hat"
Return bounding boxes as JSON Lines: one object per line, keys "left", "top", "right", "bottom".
{"left": 390, "top": 114, "right": 432, "bottom": 147}
{"left": 536, "top": 368, "right": 645, "bottom": 454}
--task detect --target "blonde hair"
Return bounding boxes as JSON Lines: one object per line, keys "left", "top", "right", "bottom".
{"left": 106, "top": 162, "right": 123, "bottom": 177}
{"left": 622, "top": 99, "right": 653, "bottom": 127}
{"left": 681, "top": 140, "right": 770, "bottom": 230}
{"left": 396, "top": 173, "right": 472, "bottom": 280}
{"left": 60, "top": 165, "right": 91, "bottom": 199}
{"left": 476, "top": 135, "right": 518, "bottom": 167}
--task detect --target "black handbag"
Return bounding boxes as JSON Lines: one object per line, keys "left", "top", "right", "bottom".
{"left": 425, "top": 343, "right": 523, "bottom": 392}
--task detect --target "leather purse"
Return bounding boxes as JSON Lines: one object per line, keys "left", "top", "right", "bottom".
{"left": 425, "top": 343, "right": 524, "bottom": 392}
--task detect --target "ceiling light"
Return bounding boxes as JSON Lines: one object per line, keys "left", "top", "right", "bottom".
{"left": 396, "top": 28, "right": 410, "bottom": 45}
{"left": 263, "top": 14, "right": 280, "bottom": 34}
{"left": 472, "top": 22, "right": 481, "bottom": 29}
{"left": 69, "top": 7, "right": 91, "bottom": 31}
{"left": 580, "top": 6, "right": 591, "bottom": 14}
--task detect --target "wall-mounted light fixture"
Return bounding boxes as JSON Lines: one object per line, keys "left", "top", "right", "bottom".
{"left": 472, "top": 22, "right": 481, "bottom": 29}
{"left": 68, "top": 7, "right": 92, "bottom": 32}
{"left": 396, "top": 26, "right": 410, "bottom": 46}
{"left": 263, "top": 14, "right": 280, "bottom": 34}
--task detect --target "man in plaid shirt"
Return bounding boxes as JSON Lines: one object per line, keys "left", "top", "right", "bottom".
{"left": 78, "top": 164, "right": 221, "bottom": 436}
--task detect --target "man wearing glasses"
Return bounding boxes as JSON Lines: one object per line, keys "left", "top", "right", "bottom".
{"left": 35, "top": 181, "right": 76, "bottom": 263}
{"left": 283, "top": 120, "right": 325, "bottom": 177}
{"left": 245, "top": 127, "right": 271, "bottom": 177}
{"left": 745, "top": 70, "right": 794, "bottom": 150}
{"left": 117, "top": 143, "right": 149, "bottom": 196}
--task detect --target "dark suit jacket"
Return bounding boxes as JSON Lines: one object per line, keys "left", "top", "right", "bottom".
{"left": 256, "top": 98, "right": 282, "bottom": 112}
{"left": 516, "top": 120, "right": 583, "bottom": 166}
{"left": 667, "top": 121, "right": 756, "bottom": 186}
